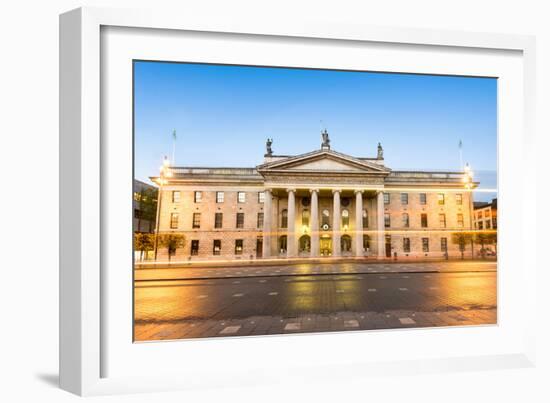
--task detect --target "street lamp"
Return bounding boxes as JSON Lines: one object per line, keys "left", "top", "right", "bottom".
{"left": 463, "top": 163, "right": 475, "bottom": 259}
{"left": 153, "top": 156, "right": 170, "bottom": 261}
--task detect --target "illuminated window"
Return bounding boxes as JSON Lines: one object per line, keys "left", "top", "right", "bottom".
{"left": 322, "top": 209, "right": 330, "bottom": 227}
{"left": 362, "top": 209, "right": 368, "bottom": 228}
{"left": 216, "top": 191, "right": 224, "bottom": 203}
{"left": 457, "top": 213, "right": 464, "bottom": 227}
{"left": 213, "top": 240, "right": 221, "bottom": 255}
{"left": 258, "top": 191, "right": 265, "bottom": 203}
{"left": 455, "top": 194, "right": 463, "bottom": 205}
{"left": 237, "top": 191, "right": 246, "bottom": 203}
{"left": 194, "top": 191, "right": 202, "bottom": 203}
{"left": 438, "top": 193, "right": 445, "bottom": 205}
{"left": 172, "top": 191, "right": 180, "bottom": 203}
{"left": 170, "top": 213, "right": 179, "bottom": 229}
{"left": 439, "top": 213, "right": 446, "bottom": 228}
{"left": 384, "top": 213, "right": 390, "bottom": 228}
{"left": 342, "top": 209, "right": 349, "bottom": 228}
{"left": 192, "top": 213, "right": 201, "bottom": 229}
{"left": 383, "top": 193, "right": 390, "bottom": 204}
{"left": 235, "top": 239, "right": 243, "bottom": 255}
{"left": 302, "top": 209, "right": 310, "bottom": 226}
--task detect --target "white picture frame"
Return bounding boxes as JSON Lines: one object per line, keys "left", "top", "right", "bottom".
{"left": 60, "top": 6, "right": 537, "bottom": 396}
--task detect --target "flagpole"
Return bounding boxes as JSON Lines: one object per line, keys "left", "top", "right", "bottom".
{"left": 171, "top": 129, "right": 176, "bottom": 166}
{"left": 459, "top": 139, "right": 463, "bottom": 170}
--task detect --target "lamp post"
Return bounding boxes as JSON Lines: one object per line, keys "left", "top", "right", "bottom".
{"left": 463, "top": 163, "right": 475, "bottom": 259}
{"left": 153, "top": 157, "right": 170, "bottom": 261}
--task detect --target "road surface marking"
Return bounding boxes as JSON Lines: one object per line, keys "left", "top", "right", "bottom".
{"left": 268, "top": 292, "right": 278, "bottom": 296}
{"left": 379, "top": 276, "right": 387, "bottom": 279}
{"left": 424, "top": 275, "right": 431, "bottom": 278}
{"left": 232, "top": 293, "right": 244, "bottom": 297}
{"left": 284, "top": 323, "right": 301, "bottom": 331}
{"left": 259, "top": 279, "right": 267, "bottom": 283}
{"left": 232, "top": 281, "right": 241, "bottom": 284}
{"left": 399, "top": 288, "right": 408, "bottom": 291}
{"left": 336, "top": 290, "right": 344, "bottom": 293}
{"left": 429, "top": 287, "right": 438, "bottom": 290}
{"left": 399, "top": 318, "right": 416, "bottom": 325}
{"left": 403, "top": 276, "right": 410, "bottom": 279}
{"left": 197, "top": 295, "right": 208, "bottom": 299}
{"left": 368, "top": 289, "right": 377, "bottom": 292}
{"left": 220, "top": 326, "right": 241, "bottom": 335}
{"left": 344, "top": 320, "right": 359, "bottom": 328}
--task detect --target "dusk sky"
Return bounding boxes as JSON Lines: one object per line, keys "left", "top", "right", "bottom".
{"left": 134, "top": 61, "right": 497, "bottom": 201}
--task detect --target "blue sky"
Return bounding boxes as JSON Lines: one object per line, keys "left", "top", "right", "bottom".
{"left": 134, "top": 61, "right": 497, "bottom": 201}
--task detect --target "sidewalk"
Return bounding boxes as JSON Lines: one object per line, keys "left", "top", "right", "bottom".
{"left": 134, "top": 260, "right": 497, "bottom": 282}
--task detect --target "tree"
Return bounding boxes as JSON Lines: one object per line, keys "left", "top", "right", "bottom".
{"left": 135, "top": 187, "right": 158, "bottom": 233}
{"left": 451, "top": 231, "right": 475, "bottom": 260}
{"left": 474, "top": 231, "right": 497, "bottom": 258}
{"left": 157, "top": 233, "right": 186, "bottom": 261}
{"left": 134, "top": 232, "right": 155, "bottom": 261}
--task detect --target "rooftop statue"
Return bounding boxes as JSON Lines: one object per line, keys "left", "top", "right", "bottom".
{"left": 377, "top": 142, "right": 384, "bottom": 159}
{"left": 321, "top": 129, "right": 330, "bottom": 149}
{"left": 265, "top": 138, "right": 273, "bottom": 157}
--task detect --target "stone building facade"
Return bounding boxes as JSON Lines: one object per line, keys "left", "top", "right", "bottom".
{"left": 152, "top": 135, "right": 476, "bottom": 261}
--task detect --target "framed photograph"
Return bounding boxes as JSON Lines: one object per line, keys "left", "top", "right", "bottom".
{"left": 60, "top": 7, "right": 537, "bottom": 396}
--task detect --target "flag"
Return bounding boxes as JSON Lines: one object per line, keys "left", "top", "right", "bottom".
{"left": 459, "top": 139, "right": 462, "bottom": 149}
{"left": 172, "top": 129, "right": 177, "bottom": 141}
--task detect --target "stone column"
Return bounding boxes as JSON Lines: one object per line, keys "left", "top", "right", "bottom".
{"left": 332, "top": 189, "right": 341, "bottom": 257}
{"left": 262, "top": 188, "right": 272, "bottom": 258}
{"left": 287, "top": 189, "right": 297, "bottom": 257}
{"left": 310, "top": 189, "right": 319, "bottom": 257}
{"left": 355, "top": 190, "right": 364, "bottom": 257}
{"left": 377, "top": 191, "right": 385, "bottom": 258}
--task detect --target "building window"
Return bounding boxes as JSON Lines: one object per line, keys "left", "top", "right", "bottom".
{"left": 302, "top": 209, "right": 310, "bottom": 227}
{"left": 256, "top": 212, "right": 264, "bottom": 228}
{"left": 235, "top": 239, "right": 243, "bottom": 255}
{"left": 237, "top": 191, "right": 246, "bottom": 203}
{"left": 401, "top": 193, "right": 408, "bottom": 205}
{"left": 258, "top": 191, "right": 265, "bottom": 203}
{"left": 133, "top": 192, "right": 141, "bottom": 201}
{"left": 402, "top": 213, "right": 409, "bottom": 227}
{"left": 441, "top": 237, "right": 448, "bottom": 252}
{"left": 279, "top": 235, "right": 287, "bottom": 253}
{"left": 383, "top": 193, "right": 390, "bottom": 204}
{"left": 422, "top": 238, "right": 429, "bottom": 252}
{"left": 420, "top": 193, "right": 427, "bottom": 205}
{"left": 194, "top": 191, "right": 202, "bottom": 203}
{"left": 191, "top": 240, "right": 199, "bottom": 256}
{"left": 457, "top": 213, "right": 464, "bottom": 228}
{"left": 213, "top": 240, "right": 221, "bottom": 255}
{"left": 485, "top": 219, "right": 491, "bottom": 229}
{"left": 170, "top": 213, "right": 179, "bottom": 229}
{"left": 341, "top": 235, "right": 352, "bottom": 252}
{"left": 172, "top": 191, "right": 180, "bottom": 203}
{"left": 477, "top": 211, "right": 483, "bottom": 220}
{"left": 281, "top": 209, "right": 288, "bottom": 228}
{"left": 492, "top": 217, "right": 497, "bottom": 229}
{"left": 134, "top": 209, "right": 141, "bottom": 219}
{"left": 363, "top": 234, "right": 370, "bottom": 251}
{"left": 322, "top": 209, "right": 330, "bottom": 228}
{"left": 455, "top": 194, "right": 463, "bottom": 205}
{"left": 384, "top": 213, "right": 390, "bottom": 228}
{"left": 214, "top": 212, "right": 223, "bottom": 229}
{"left": 342, "top": 209, "right": 349, "bottom": 228}
{"left": 438, "top": 193, "right": 445, "bottom": 205}
{"left": 439, "top": 213, "right": 446, "bottom": 228}
{"left": 362, "top": 209, "right": 368, "bottom": 228}
{"left": 403, "top": 238, "right": 411, "bottom": 253}
{"left": 192, "top": 213, "right": 201, "bottom": 229}
{"left": 236, "top": 212, "right": 245, "bottom": 229}
{"left": 484, "top": 209, "right": 491, "bottom": 218}
{"left": 421, "top": 213, "right": 428, "bottom": 228}
{"left": 216, "top": 191, "right": 224, "bottom": 203}
{"left": 299, "top": 235, "right": 311, "bottom": 252}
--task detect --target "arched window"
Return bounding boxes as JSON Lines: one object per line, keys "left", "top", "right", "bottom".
{"left": 281, "top": 209, "right": 288, "bottom": 228}
{"left": 299, "top": 235, "right": 311, "bottom": 252}
{"left": 321, "top": 209, "right": 330, "bottom": 228}
{"left": 362, "top": 209, "right": 368, "bottom": 228}
{"left": 302, "top": 209, "right": 310, "bottom": 226}
{"left": 342, "top": 209, "right": 349, "bottom": 228}
{"left": 341, "top": 234, "right": 352, "bottom": 252}
{"left": 279, "top": 235, "right": 287, "bottom": 253}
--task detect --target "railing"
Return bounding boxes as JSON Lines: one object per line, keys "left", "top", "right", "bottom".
{"left": 168, "top": 167, "right": 260, "bottom": 176}
{"left": 389, "top": 171, "right": 465, "bottom": 180}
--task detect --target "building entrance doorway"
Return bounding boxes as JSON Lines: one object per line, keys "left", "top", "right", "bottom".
{"left": 256, "top": 237, "right": 263, "bottom": 258}
{"left": 385, "top": 235, "right": 392, "bottom": 258}
{"left": 320, "top": 236, "right": 332, "bottom": 256}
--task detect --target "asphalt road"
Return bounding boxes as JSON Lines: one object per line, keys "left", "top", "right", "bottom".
{"left": 134, "top": 265, "right": 496, "bottom": 341}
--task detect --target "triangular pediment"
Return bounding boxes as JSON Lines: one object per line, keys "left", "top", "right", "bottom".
{"left": 257, "top": 149, "right": 391, "bottom": 174}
